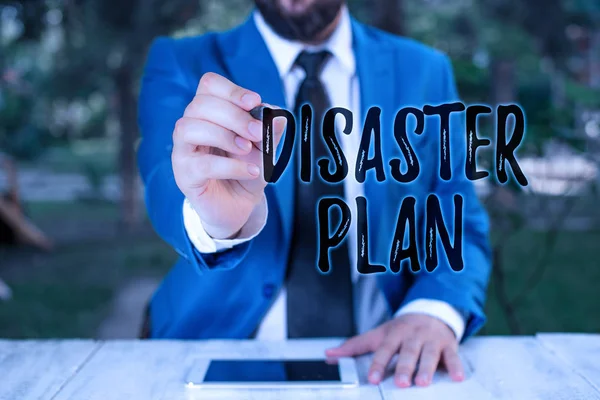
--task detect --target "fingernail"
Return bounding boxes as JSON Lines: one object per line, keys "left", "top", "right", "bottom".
{"left": 453, "top": 371, "right": 465, "bottom": 381}
{"left": 235, "top": 136, "right": 251, "bottom": 151}
{"left": 248, "top": 121, "right": 262, "bottom": 140}
{"left": 395, "top": 374, "right": 410, "bottom": 387}
{"left": 416, "top": 373, "right": 429, "bottom": 386}
{"left": 247, "top": 164, "right": 260, "bottom": 176}
{"left": 369, "top": 371, "right": 382, "bottom": 383}
{"left": 242, "top": 93, "right": 259, "bottom": 107}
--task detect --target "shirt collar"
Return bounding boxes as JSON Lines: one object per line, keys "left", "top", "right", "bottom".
{"left": 253, "top": 6, "right": 355, "bottom": 77}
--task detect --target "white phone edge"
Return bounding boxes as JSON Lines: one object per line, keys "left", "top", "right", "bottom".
{"left": 185, "top": 357, "right": 359, "bottom": 389}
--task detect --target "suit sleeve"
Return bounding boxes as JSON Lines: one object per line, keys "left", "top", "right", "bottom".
{"left": 137, "top": 37, "right": 253, "bottom": 274}
{"left": 399, "top": 53, "right": 492, "bottom": 341}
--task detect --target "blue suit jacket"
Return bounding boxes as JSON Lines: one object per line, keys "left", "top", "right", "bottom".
{"left": 137, "top": 14, "right": 492, "bottom": 340}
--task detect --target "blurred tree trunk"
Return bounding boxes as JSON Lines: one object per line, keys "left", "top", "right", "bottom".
{"left": 590, "top": 29, "right": 600, "bottom": 89}
{"left": 491, "top": 58, "right": 516, "bottom": 104}
{"left": 489, "top": 56, "right": 519, "bottom": 333}
{"left": 373, "top": 0, "right": 404, "bottom": 36}
{"left": 114, "top": 64, "right": 140, "bottom": 231}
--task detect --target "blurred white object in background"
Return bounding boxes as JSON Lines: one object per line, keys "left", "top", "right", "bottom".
{"left": 520, "top": 152, "right": 598, "bottom": 196}
{"left": 0, "top": 278, "right": 12, "bottom": 301}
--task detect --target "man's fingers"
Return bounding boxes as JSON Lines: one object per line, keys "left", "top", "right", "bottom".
{"left": 368, "top": 337, "right": 403, "bottom": 384}
{"left": 187, "top": 154, "right": 260, "bottom": 187}
{"left": 197, "top": 72, "right": 261, "bottom": 111}
{"left": 325, "top": 330, "right": 379, "bottom": 358}
{"left": 393, "top": 338, "right": 423, "bottom": 388}
{"left": 184, "top": 95, "right": 262, "bottom": 142}
{"left": 414, "top": 342, "right": 441, "bottom": 387}
{"left": 173, "top": 118, "right": 253, "bottom": 155}
{"left": 442, "top": 347, "right": 465, "bottom": 382}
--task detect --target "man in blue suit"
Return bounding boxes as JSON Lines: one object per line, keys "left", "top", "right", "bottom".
{"left": 138, "top": 0, "right": 491, "bottom": 389}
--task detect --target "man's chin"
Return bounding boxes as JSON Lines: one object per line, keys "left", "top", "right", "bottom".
{"left": 255, "top": 0, "right": 344, "bottom": 42}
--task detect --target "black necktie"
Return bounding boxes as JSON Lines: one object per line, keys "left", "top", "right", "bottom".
{"left": 286, "top": 50, "right": 356, "bottom": 338}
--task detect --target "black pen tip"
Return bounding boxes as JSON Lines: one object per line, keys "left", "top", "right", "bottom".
{"left": 249, "top": 105, "right": 265, "bottom": 120}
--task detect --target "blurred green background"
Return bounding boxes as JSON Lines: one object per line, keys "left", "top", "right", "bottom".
{"left": 0, "top": 0, "right": 599, "bottom": 339}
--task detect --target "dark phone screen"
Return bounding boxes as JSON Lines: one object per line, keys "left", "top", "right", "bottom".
{"left": 204, "top": 359, "right": 342, "bottom": 382}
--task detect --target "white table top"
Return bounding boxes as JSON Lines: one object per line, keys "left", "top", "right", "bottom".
{"left": 0, "top": 334, "right": 598, "bottom": 400}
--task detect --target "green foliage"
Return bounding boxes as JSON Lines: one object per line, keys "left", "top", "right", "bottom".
{"left": 565, "top": 0, "right": 600, "bottom": 17}
{"left": 2, "top": 124, "right": 47, "bottom": 161}
{"left": 453, "top": 59, "right": 491, "bottom": 102}
{"left": 0, "top": 87, "right": 49, "bottom": 161}
{"left": 565, "top": 80, "right": 600, "bottom": 108}
{"left": 0, "top": 0, "right": 208, "bottom": 163}
{"left": 79, "top": 109, "right": 109, "bottom": 139}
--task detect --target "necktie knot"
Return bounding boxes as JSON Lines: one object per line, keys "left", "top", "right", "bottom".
{"left": 294, "top": 50, "right": 331, "bottom": 80}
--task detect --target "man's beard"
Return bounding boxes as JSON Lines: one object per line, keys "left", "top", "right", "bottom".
{"left": 255, "top": 0, "right": 344, "bottom": 42}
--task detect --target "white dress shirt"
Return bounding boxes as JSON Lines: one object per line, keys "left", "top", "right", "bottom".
{"left": 182, "top": 7, "right": 466, "bottom": 341}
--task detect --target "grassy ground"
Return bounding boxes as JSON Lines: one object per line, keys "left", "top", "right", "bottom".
{"left": 0, "top": 201, "right": 598, "bottom": 338}
{"left": 30, "top": 140, "right": 117, "bottom": 175}
{"left": 0, "top": 201, "right": 176, "bottom": 338}
{"left": 483, "top": 229, "right": 600, "bottom": 335}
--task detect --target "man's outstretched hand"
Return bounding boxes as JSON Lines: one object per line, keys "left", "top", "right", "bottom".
{"left": 171, "top": 72, "right": 286, "bottom": 240}
{"left": 325, "top": 314, "right": 465, "bottom": 388}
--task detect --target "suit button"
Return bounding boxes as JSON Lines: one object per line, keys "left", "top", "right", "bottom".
{"left": 263, "top": 284, "right": 275, "bottom": 299}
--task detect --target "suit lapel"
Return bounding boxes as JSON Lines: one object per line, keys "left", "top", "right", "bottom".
{"left": 217, "top": 16, "right": 295, "bottom": 246}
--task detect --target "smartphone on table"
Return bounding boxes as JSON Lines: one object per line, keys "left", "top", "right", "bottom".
{"left": 186, "top": 357, "right": 359, "bottom": 389}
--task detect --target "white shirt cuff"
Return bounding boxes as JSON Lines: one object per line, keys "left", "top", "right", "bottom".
{"left": 395, "top": 299, "right": 466, "bottom": 342}
{"left": 182, "top": 195, "right": 268, "bottom": 254}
